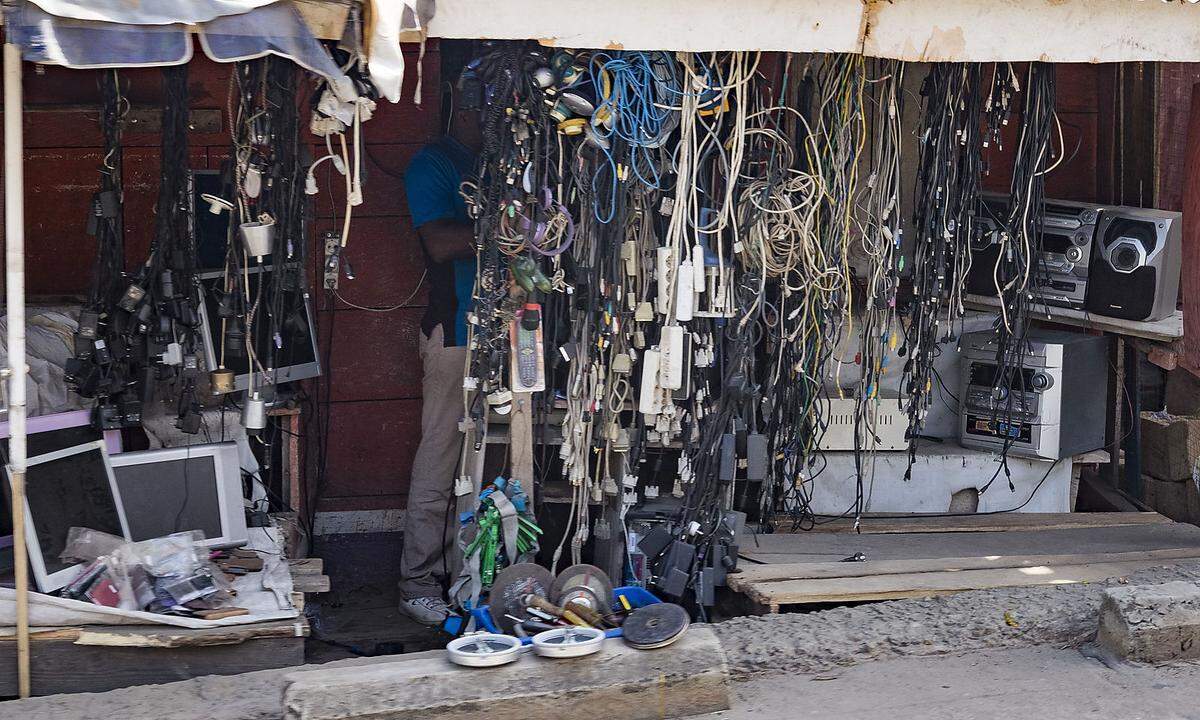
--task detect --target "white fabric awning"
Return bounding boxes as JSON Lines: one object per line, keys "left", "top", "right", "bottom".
{"left": 25, "top": 0, "right": 278, "bottom": 25}
{"left": 422, "top": 0, "right": 1200, "bottom": 63}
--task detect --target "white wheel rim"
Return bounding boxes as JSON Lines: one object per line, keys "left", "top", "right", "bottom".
{"left": 446, "top": 633, "right": 523, "bottom": 667}
{"left": 531, "top": 626, "right": 605, "bottom": 658}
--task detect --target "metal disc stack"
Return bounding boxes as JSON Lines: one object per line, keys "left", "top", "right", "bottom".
{"left": 550, "top": 563, "right": 613, "bottom": 613}
{"left": 622, "top": 603, "right": 690, "bottom": 649}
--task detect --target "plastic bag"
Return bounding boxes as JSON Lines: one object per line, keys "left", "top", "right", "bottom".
{"left": 59, "top": 527, "right": 126, "bottom": 564}
{"left": 59, "top": 528, "right": 234, "bottom": 613}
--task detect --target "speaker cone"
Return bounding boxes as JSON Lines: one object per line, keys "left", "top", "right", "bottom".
{"left": 1107, "top": 238, "right": 1145, "bottom": 274}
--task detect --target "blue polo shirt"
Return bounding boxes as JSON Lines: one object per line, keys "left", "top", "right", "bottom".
{"left": 404, "top": 136, "right": 477, "bottom": 347}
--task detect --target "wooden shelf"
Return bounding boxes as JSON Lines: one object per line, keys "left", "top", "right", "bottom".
{"left": 964, "top": 294, "right": 1183, "bottom": 343}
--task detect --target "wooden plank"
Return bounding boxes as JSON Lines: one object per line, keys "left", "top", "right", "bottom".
{"left": 727, "top": 548, "right": 1200, "bottom": 591}
{"left": 293, "top": 574, "right": 331, "bottom": 594}
{"left": 73, "top": 620, "right": 308, "bottom": 648}
{"left": 964, "top": 294, "right": 1183, "bottom": 342}
{"left": 741, "top": 560, "right": 1180, "bottom": 609}
{"left": 0, "top": 635, "right": 305, "bottom": 697}
{"left": 0, "top": 619, "right": 309, "bottom": 648}
{"left": 738, "top": 522, "right": 1200, "bottom": 565}
{"left": 770, "top": 511, "right": 1171, "bottom": 535}
{"left": 1182, "top": 81, "right": 1200, "bottom": 371}
{"left": 509, "top": 392, "right": 535, "bottom": 504}
{"left": 289, "top": 557, "right": 325, "bottom": 575}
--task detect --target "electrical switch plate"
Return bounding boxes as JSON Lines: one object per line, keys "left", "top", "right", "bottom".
{"left": 323, "top": 232, "right": 341, "bottom": 290}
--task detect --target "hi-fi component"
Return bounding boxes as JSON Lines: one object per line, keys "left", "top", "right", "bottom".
{"left": 1084, "top": 206, "right": 1182, "bottom": 322}
{"left": 958, "top": 328, "right": 1108, "bottom": 460}
{"left": 969, "top": 196, "right": 1182, "bottom": 323}
{"left": 967, "top": 195, "right": 1101, "bottom": 310}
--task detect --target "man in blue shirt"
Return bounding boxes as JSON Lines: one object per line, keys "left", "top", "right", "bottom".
{"left": 398, "top": 79, "right": 480, "bottom": 624}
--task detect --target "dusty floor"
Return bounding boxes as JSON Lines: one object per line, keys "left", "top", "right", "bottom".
{"left": 697, "top": 647, "right": 1200, "bottom": 720}
{"left": 711, "top": 559, "right": 1200, "bottom": 678}
{"left": 8, "top": 560, "right": 1200, "bottom": 718}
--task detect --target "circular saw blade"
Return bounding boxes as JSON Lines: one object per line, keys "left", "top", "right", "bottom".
{"left": 550, "top": 563, "right": 614, "bottom": 613}
{"left": 622, "top": 603, "right": 690, "bottom": 650}
{"left": 488, "top": 562, "right": 555, "bottom": 633}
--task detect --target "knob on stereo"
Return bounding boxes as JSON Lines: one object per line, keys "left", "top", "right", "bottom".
{"left": 1065, "top": 245, "right": 1084, "bottom": 263}
{"left": 1030, "top": 372, "right": 1053, "bottom": 391}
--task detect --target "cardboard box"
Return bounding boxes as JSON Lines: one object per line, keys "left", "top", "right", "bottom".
{"left": 1141, "top": 412, "right": 1200, "bottom": 481}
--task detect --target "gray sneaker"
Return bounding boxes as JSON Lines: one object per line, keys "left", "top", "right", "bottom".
{"left": 400, "top": 596, "right": 452, "bottom": 625}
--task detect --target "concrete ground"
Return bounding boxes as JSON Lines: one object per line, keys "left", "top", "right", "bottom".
{"left": 10, "top": 560, "right": 1200, "bottom": 718}
{"left": 306, "top": 532, "right": 444, "bottom": 661}
{"left": 697, "top": 647, "right": 1200, "bottom": 720}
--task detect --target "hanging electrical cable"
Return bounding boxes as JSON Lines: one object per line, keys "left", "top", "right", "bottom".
{"left": 979, "top": 62, "right": 1057, "bottom": 491}
{"left": 900, "top": 62, "right": 986, "bottom": 478}
{"left": 851, "top": 59, "right": 906, "bottom": 521}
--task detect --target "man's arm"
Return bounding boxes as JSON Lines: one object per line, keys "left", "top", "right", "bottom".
{"left": 417, "top": 219, "right": 475, "bottom": 264}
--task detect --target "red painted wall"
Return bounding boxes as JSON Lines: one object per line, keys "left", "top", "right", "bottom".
{"left": 310, "top": 47, "right": 441, "bottom": 514}
{"left": 0, "top": 43, "right": 443, "bottom": 518}
{"left": 1, "top": 52, "right": 1107, "bottom": 518}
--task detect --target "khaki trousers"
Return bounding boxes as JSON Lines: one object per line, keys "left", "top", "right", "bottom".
{"left": 399, "top": 325, "right": 467, "bottom": 600}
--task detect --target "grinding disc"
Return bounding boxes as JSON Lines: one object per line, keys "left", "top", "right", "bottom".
{"left": 622, "top": 603, "right": 690, "bottom": 650}
{"left": 551, "top": 563, "right": 613, "bottom": 613}
{"left": 488, "top": 562, "right": 555, "bottom": 633}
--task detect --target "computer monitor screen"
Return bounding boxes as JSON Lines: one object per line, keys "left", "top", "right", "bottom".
{"left": 10, "top": 441, "right": 130, "bottom": 591}
{"left": 109, "top": 442, "right": 248, "bottom": 549}
{"left": 197, "top": 265, "right": 321, "bottom": 392}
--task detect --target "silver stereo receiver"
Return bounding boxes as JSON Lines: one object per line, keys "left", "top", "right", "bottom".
{"left": 966, "top": 195, "right": 1102, "bottom": 310}
{"left": 958, "top": 328, "right": 1108, "bottom": 460}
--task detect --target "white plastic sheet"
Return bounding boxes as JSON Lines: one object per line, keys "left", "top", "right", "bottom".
{"left": 26, "top": 0, "right": 276, "bottom": 25}
{"left": 6, "top": 5, "right": 191, "bottom": 68}
{"left": 0, "top": 527, "right": 298, "bottom": 631}
{"left": 368, "top": 0, "right": 426, "bottom": 103}
{"left": 6, "top": 1, "right": 355, "bottom": 99}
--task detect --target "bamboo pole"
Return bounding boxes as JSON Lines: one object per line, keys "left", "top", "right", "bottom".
{"left": 4, "top": 39, "right": 31, "bottom": 699}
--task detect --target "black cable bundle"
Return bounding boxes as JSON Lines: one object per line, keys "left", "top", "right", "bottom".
{"left": 250, "top": 57, "right": 308, "bottom": 501}
{"left": 92, "top": 70, "right": 125, "bottom": 310}
{"left": 68, "top": 65, "right": 205, "bottom": 432}
{"left": 66, "top": 71, "right": 129, "bottom": 412}
{"left": 900, "top": 63, "right": 986, "bottom": 476}
{"left": 152, "top": 64, "right": 207, "bottom": 433}
{"left": 980, "top": 62, "right": 1057, "bottom": 489}
{"left": 743, "top": 54, "right": 865, "bottom": 530}
{"left": 462, "top": 43, "right": 546, "bottom": 401}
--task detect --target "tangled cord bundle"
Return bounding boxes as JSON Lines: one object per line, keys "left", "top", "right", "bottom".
{"left": 453, "top": 45, "right": 1063, "bottom": 603}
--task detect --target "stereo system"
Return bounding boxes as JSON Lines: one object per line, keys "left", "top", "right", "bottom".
{"left": 966, "top": 195, "right": 1181, "bottom": 322}
{"left": 958, "top": 328, "right": 1108, "bottom": 460}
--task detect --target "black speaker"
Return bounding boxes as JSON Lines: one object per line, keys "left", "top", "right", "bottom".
{"left": 964, "top": 196, "right": 1006, "bottom": 297}
{"left": 965, "top": 228, "right": 1002, "bottom": 297}
{"left": 1084, "top": 207, "right": 1181, "bottom": 322}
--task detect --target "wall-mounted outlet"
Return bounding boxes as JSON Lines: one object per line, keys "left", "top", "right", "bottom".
{"left": 323, "top": 232, "right": 341, "bottom": 291}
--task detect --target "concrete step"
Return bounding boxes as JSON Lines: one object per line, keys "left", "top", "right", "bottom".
{"left": 283, "top": 627, "right": 730, "bottom": 720}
